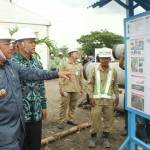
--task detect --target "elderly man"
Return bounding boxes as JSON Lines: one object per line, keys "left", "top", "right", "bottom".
{"left": 0, "top": 26, "right": 71, "bottom": 150}
{"left": 11, "top": 27, "right": 49, "bottom": 150}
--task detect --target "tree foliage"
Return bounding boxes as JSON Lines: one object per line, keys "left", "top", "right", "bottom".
{"left": 9, "top": 26, "right": 18, "bottom": 35}
{"left": 35, "top": 32, "right": 58, "bottom": 55}
{"left": 77, "top": 30, "right": 123, "bottom": 55}
{"left": 59, "top": 45, "right": 69, "bottom": 56}
{"left": 36, "top": 37, "right": 58, "bottom": 55}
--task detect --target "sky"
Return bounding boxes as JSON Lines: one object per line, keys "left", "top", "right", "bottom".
{"left": 12, "top": 0, "right": 142, "bottom": 48}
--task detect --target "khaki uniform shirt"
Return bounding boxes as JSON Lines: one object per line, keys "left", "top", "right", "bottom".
{"left": 59, "top": 61, "right": 84, "bottom": 92}
{"left": 88, "top": 65, "right": 119, "bottom": 105}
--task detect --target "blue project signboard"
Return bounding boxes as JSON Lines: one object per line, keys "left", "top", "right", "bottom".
{"left": 125, "top": 11, "right": 150, "bottom": 117}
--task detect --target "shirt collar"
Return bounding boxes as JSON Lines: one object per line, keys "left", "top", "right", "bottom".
{"left": 15, "top": 52, "right": 32, "bottom": 61}
{"left": 99, "top": 65, "right": 109, "bottom": 72}
{"left": 68, "top": 59, "right": 76, "bottom": 64}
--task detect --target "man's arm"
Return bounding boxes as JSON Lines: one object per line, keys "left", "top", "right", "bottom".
{"left": 87, "top": 67, "right": 96, "bottom": 107}
{"left": 58, "top": 62, "right": 67, "bottom": 96}
{"left": 19, "top": 67, "right": 59, "bottom": 80}
{"left": 113, "top": 69, "right": 119, "bottom": 107}
{"left": 79, "top": 64, "right": 86, "bottom": 94}
{"left": 11, "top": 61, "right": 71, "bottom": 81}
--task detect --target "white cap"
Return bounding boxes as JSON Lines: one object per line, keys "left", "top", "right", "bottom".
{"left": 98, "top": 47, "right": 112, "bottom": 58}
{"left": 67, "top": 49, "right": 78, "bottom": 54}
{"left": 0, "top": 26, "right": 11, "bottom": 40}
{"left": 13, "top": 27, "right": 36, "bottom": 41}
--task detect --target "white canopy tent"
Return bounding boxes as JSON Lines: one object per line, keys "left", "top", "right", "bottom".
{"left": 0, "top": 0, "right": 51, "bottom": 69}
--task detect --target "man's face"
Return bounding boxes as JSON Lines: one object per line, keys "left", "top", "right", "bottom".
{"left": 20, "top": 38, "right": 36, "bottom": 55}
{"left": 99, "top": 57, "right": 111, "bottom": 66}
{"left": 0, "top": 40, "right": 15, "bottom": 59}
{"left": 71, "top": 51, "right": 79, "bottom": 60}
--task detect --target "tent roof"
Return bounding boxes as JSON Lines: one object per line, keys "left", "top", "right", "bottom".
{"left": 0, "top": 1, "right": 51, "bottom": 26}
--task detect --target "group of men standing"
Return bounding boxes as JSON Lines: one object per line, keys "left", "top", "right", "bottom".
{"left": 0, "top": 25, "right": 119, "bottom": 150}
{"left": 0, "top": 26, "right": 71, "bottom": 150}
{"left": 57, "top": 47, "right": 119, "bottom": 149}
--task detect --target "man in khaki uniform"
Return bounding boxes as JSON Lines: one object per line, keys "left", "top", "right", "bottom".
{"left": 57, "top": 49, "right": 84, "bottom": 129}
{"left": 88, "top": 47, "right": 119, "bottom": 148}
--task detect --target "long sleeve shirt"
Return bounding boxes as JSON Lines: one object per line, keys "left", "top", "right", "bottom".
{"left": 11, "top": 53, "right": 47, "bottom": 122}
{"left": 0, "top": 60, "right": 58, "bottom": 147}
{"left": 88, "top": 65, "right": 119, "bottom": 104}
{"left": 59, "top": 61, "right": 84, "bottom": 93}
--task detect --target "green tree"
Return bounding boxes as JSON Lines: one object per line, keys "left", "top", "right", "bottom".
{"left": 35, "top": 33, "right": 58, "bottom": 55}
{"left": 59, "top": 45, "right": 69, "bottom": 56}
{"left": 77, "top": 29, "right": 123, "bottom": 55}
{"left": 36, "top": 37, "right": 58, "bottom": 55}
{"left": 9, "top": 26, "right": 18, "bottom": 35}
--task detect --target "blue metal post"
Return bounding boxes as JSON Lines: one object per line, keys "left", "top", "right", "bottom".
{"left": 128, "top": 111, "right": 136, "bottom": 150}
{"left": 119, "top": 111, "right": 136, "bottom": 150}
{"left": 126, "top": 0, "right": 134, "bottom": 17}
{"left": 119, "top": 137, "right": 129, "bottom": 150}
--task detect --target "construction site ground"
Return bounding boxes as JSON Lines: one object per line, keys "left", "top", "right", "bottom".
{"left": 41, "top": 79, "right": 126, "bottom": 150}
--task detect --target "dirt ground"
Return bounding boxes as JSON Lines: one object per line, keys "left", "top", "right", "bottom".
{"left": 41, "top": 79, "right": 126, "bottom": 150}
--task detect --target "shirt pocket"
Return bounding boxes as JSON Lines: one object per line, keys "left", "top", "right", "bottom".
{"left": 63, "top": 79, "right": 70, "bottom": 85}
{"left": 75, "top": 69, "right": 80, "bottom": 76}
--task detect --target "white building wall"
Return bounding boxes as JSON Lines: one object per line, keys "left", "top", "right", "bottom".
{"left": 0, "top": 23, "right": 49, "bottom": 69}
{"left": 0, "top": 1, "right": 51, "bottom": 69}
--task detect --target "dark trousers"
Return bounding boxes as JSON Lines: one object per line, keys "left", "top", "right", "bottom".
{"left": 145, "top": 119, "right": 150, "bottom": 143}
{"left": 23, "top": 120, "right": 42, "bottom": 150}
{"left": 124, "top": 94, "right": 128, "bottom": 131}
{"left": 136, "top": 116, "right": 146, "bottom": 142}
{"left": 124, "top": 110, "right": 128, "bottom": 130}
{"left": 136, "top": 116, "right": 150, "bottom": 143}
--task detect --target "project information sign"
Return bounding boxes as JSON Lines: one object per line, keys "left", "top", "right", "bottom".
{"left": 125, "top": 12, "right": 150, "bottom": 115}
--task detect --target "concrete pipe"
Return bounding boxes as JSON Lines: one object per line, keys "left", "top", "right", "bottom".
{"left": 115, "top": 88, "right": 125, "bottom": 111}
{"left": 113, "top": 44, "right": 124, "bottom": 60}
{"left": 110, "top": 62, "right": 125, "bottom": 86}
{"left": 84, "top": 62, "right": 95, "bottom": 80}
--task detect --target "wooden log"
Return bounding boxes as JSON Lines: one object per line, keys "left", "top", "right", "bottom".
{"left": 41, "top": 122, "right": 91, "bottom": 146}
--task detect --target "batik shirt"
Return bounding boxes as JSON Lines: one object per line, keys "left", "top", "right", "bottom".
{"left": 11, "top": 53, "right": 47, "bottom": 122}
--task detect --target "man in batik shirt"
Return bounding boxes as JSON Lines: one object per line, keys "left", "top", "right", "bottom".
{"left": 12, "top": 27, "right": 47, "bottom": 150}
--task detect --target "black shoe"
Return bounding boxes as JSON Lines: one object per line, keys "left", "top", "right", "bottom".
{"left": 88, "top": 137, "right": 97, "bottom": 148}
{"left": 97, "top": 133, "right": 104, "bottom": 144}
{"left": 67, "top": 120, "right": 78, "bottom": 126}
{"left": 103, "top": 138, "right": 111, "bottom": 148}
{"left": 57, "top": 123, "right": 65, "bottom": 129}
{"left": 121, "top": 130, "right": 127, "bottom": 136}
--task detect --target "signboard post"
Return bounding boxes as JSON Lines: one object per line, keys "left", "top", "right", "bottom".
{"left": 119, "top": 11, "right": 150, "bottom": 150}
